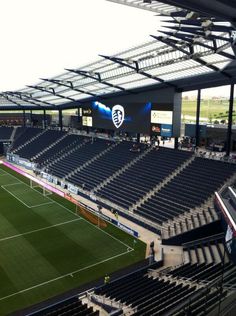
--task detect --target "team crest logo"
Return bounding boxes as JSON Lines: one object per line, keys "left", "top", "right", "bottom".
{"left": 112, "top": 105, "right": 125, "bottom": 128}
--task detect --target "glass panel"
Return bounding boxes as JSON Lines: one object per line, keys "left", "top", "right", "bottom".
{"left": 201, "top": 85, "right": 230, "bottom": 154}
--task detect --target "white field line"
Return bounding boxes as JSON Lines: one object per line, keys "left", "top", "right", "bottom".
{"left": 0, "top": 173, "right": 10, "bottom": 177}
{"left": 0, "top": 169, "right": 7, "bottom": 175}
{"left": 1, "top": 169, "right": 134, "bottom": 250}
{"left": 1, "top": 185, "right": 32, "bottom": 208}
{"left": 29, "top": 201, "right": 54, "bottom": 208}
{"left": 31, "top": 186, "right": 79, "bottom": 218}
{"left": 2, "top": 185, "right": 54, "bottom": 208}
{"left": 2, "top": 182, "right": 22, "bottom": 187}
{"left": 32, "top": 184, "right": 134, "bottom": 250}
{"left": 0, "top": 218, "right": 82, "bottom": 242}
{"left": 0, "top": 248, "right": 133, "bottom": 302}
{"left": 82, "top": 216, "right": 134, "bottom": 250}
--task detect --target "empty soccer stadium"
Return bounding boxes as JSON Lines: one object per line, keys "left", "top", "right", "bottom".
{"left": 0, "top": 0, "right": 236, "bottom": 315}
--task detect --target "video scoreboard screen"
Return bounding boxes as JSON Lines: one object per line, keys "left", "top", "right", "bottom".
{"left": 89, "top": 101, "right": 151, "bottom": 133}
{"left": 80, "top": 101, "right": 174, "bottom": 136}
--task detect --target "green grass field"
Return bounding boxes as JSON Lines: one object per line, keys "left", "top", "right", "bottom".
{"left": 182, "top": 99, "right": 236, "bottom": 122}
{"left": 0, "top": 165, "right": 146, "bottom": 315}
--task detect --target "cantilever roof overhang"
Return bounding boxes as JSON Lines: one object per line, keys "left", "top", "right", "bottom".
{"left": 1, "top": 0, "right": 236, "bottom": 111}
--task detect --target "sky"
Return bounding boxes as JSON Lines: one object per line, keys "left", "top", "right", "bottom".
{"left": 183, "top": 85, "right": 232, "bottom": 99}
{"left": 0, "top": 0, "right": 159, "bottom": 92}
{"left": 0, "top": 0, "right": 232, "bottom": 98}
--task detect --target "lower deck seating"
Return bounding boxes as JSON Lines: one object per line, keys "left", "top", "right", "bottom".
{"left": 38, "top": 134, "right": 82, "bottom": 165}
{"left": 0, "top": 126, "right": 13, "bottom": 140}
{"left": 67, "top": 141, "right": 143, "bottom": 191}
{"left": 48, "top": 138, "right": 109, "bottom": 179}
{"left": 137, "top": 157, "right": 236, "bottom": 225}
{"left": 97, "top": 148, "right": 192, "bottom": 209}
{"left": 11, "top": 127, "right": 43, "bottom": 151}
{"left": 15, "top": 129, "right": 66, "bottom": 160}
{"left": 13, "top": 126, "right": 27, "bottom": 141}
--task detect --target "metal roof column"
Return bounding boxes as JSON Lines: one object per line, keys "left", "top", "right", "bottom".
{"left": 226, "top": 84, "right": 234, "bottom": 156}
{"left": 195, "top": 89, "right": 201, "bottom": 147}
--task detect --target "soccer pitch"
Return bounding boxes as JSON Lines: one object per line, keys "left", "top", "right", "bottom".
{"left": 0, "top": 166, "right": 146, "bottom": 315}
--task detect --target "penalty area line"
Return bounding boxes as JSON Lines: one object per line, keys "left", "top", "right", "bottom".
{"left": 29, "top": 201, "right": 55, "bottom": 208}
{"left": 0, "top": 248, "right": 133, "bottom": 302}
{"left": 2, "top": 182, "right": 22, "bottom": 187}
{"left": 1, "top": 171, "right": 80, "bottom": 219}
{"left": 0, "top": 173, "right": 10, "bottom": 177}
{"left": 1, "top": 185, "right": 32, "bottom": 208}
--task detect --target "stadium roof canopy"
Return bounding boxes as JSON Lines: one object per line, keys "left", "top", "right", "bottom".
{"left": 1, "top": 0, "right": 236, "bottom": 110}
{"left": 107, "top": 0, "right": 236, "bottom": 25}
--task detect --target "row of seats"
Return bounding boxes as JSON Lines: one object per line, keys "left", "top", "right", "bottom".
{"left": 38, "top": 134, "right": 83, "bottom": 165}
{"left": 172, "top": 286, "right": 227, "bottom": 316}
{"left": 14, "top": 130, "right": 66, "bottom": 160}
{"left": 13, "top": 126, "right": 27, "bottom": 141}
{"left": 67, "top": 141, "right": 143, "bottom": 191}
{"left": 166, "top": 235, "right": 235, "bottom": 284}
{"left": 48, "top": 138, "right": 108, "bottom": 179}
{"left": 95, "top": 259, "right": 229, "bottom": 316}
{"left": 10, "top": 128, "right": 236, "bottom": 230}
{"left": 11, "top": 127, "right": 43, "bottom": 151}
{"left": 34, "top": 297, "right": 98, "bottom": 316}
{"left": 97, "top": 148, "right": 192, "bottom": 209}
{"left": 96, "top": 268, "right": 197, "bottom": 315}
{"left": 0, "top": 126, "right": 13, "bottom": 140}
{"left": 137, "top": 157, "right": 236, "bottom": 225}
{"left": 164, "top": 207, "right": 218, "bottom": 238}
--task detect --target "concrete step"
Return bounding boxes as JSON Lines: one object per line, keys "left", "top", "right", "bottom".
{"left": 183, "top": 249, "right": 190, "bottom": 264}
{"left": 204, "top": 245, "right": 213, "bottom": 264}
{"left": 211, "top": 244, "right": 221, "bottom": 263}
{"left": 190, "top": 248, "right": 198, "bottom": 264}
{"left": 196, "top": 247, "right": 205, "bottom": 264}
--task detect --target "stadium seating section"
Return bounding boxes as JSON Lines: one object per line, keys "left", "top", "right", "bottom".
{"left": 67, "top": 141, "right": 144, "bottom": 191}
{"left": 94, "top": 241, "right": 231, "bottom": 316}
{"left": 47, "top": 137, "right": 108, "bottom": 179}
{"left": 0, "top": 126, "right": 13, "bottom": 140}
{"left": 167, "top": 234, "right": 236, "bottom": 283}
{"left": 9, "top": 128, "right": 236, "bottom": 229}
{"left": 13, "top": 129, "right": 66, "bottom": 160}
{"left": 33, "top": 298, "right": 99, "bottom": 316}
{"left": 137, "top": 157, "right": 236, "bottom": 225}
{"left": 97, "top": 148, "right": 192, "bottom": 209}
{"left": 5, "top": 127, "right": 236, "bottom": 315}
{"left": 11, "top": 127, "right": 43, "bottom": 151}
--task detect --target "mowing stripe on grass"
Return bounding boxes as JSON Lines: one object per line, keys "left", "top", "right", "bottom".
{"left": 1, "top": 168, "right": 133, "bottom": 250}
{"left": 0, "top": 218, "right": 82, "bottom": 242}
{"left": 0, "top": 248, "right": 133, "bottom": 302}
{"left": 31, "top": 185, "right": 134, "bottom": 250}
